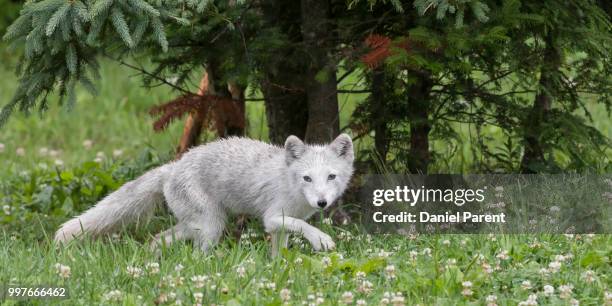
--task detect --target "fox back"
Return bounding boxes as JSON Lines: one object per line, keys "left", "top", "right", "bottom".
{"left": 167, "top": 135, "right": 354, "bottom": 218}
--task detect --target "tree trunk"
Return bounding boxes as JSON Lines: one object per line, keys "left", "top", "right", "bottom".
{"left": 260, "top": 0, "right": 309, "bottom": 144}
{"left": 227, "top": 81, "right": 246, "bottom": 137}
{"left": 370, "top": 67, "right": 390, "bottom": 166}
{"left": 520, "top": 33, "right": 560, "bottom": 173}
{"left": 407, "top": 71, "right": 433, "bottom": 174}
{"left": 301, "top": 0, "right": 340, "bottom": 143}
{"left": 261, "top": 83, "right": 309, "bottom": 144}
{"left": 176, "top": 72, "right": 210, "bottom": 158}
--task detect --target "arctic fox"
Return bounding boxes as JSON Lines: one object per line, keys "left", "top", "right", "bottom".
{"left": 55, "top": 134, "right": 354, "bottom": 255}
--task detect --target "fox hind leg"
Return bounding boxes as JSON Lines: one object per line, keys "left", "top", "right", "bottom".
{"left": 164, "top": 185, "right": 226, "bottom": 253}
{"left": 150, "top": 223, "right": 188, "bottom": 251}
{"left": 185, "top": 210, "right": 226, "bottom": 253}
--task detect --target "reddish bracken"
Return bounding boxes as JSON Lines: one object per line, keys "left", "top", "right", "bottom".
{"left": 149, "top": 93, "right": 244, "bottom": 136}
{"left": 361, "top": 34, "right": 411, "bottom": 69}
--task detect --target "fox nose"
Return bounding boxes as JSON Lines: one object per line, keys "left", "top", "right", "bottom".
{"left": 317, "top": 200, "right": 327, "bottom": 208}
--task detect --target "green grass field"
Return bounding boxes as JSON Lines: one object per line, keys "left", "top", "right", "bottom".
{"left": 1, "top": 46, "right": 611, "bottom": 305}
{"left": 1, "top": 227, "right": 610, "bottom": 305}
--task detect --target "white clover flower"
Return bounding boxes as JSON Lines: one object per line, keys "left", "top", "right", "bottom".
{"left": 83, "top": 139, "right": 93, "bottom": 149}
{"left": 582, "top": 270, "right": 596, "bottom": 283}
{"left": 113, "top": 149, "right": 124, "bottom": 157}
{"left": 236, "top": 265, "right": 246, "bottom": 278}
{"left": 191, "top": 275, "right": 208, "bottom": 288}
{"left": 157, "top": 293, "right": 169, "bottom": 303}
{"left": 481, "top": 262, "right": 493, "bottom": 274}
{"left": 54, "top": 263, "right": 71, "bottom": 279}
{"left": 550, "top": 206, "right": 561, "bottom": 213}
{"left": 422, "top": 248, "right": 432, "bottom": 256}
{"left": 94, "top": 157, "right": 103, "bottom": 163}
{"left": 321, "top": 256, "right": 332, "bottom": 267}
{"left": 384, "top": 265, "right": 396, "bottom": 279}
{"left": 322, "top": 218, "right": 333, "bottom": 225}
{"left": 54, "top": 159, "right": 64, "bottom": 166}
{"left": 357, "top": 280, "right": 373, "bottom": 294}
{"left": 341, "top": 291, "right": 354, "bottom": 304}
{"left": 167, "top": 292, "right": 176, "bottom": 300}
{"left": 548, "top": 261, "right": 562, "bottom": 273}
{"left": 570, "top": 298, "right": 579, "bottom": 306}
{"left": 265, "top": 282, "right": 276, "bottom": 290}
{"left": 15, "top": 147, "right": 25, "bottom": 156}
{"left": 442, "top": 239, "right": 451, "bottom": 246}
{"left": 294, "top": 257, "right": 303, "bottom": 265}
{"left": 461, "top": 288, "right": 473, "bottom": 297}
{"left": 355, "top": 271, "right": 366, "bottom": 279}
{"left": 39, "top": 147, "right": 49, "bottom": 156}
{"left": 174, "top": 264, "right": 184, "bottom": 272}
{"left": 356, "top": 299, "right": 367, "bottom": 305}
{"left": 145, "top": 262, "right": 160, "bottom": 274}
{"left": 126, "top": 266, "right": 143, "bottom": 278}
{"left": 0, "top": 143, "right": 5, "bottom": 153}
{"left": 543, "top": 284, "right": 554, "bottom": 296}
{"left": 3, "top": 205, "right": 11, "bottom": 215}
{"left": 496, "top": 250, "right": 509, "bottom": 260}
{"left": 193, "top": 292, "right": 203, "bottom": 303}
{"left": 518, "top": 294, "right": 538, "bottom": 306}
{"left": 390, "top": 293, "right": 405, "bottom": 306}
{"left": 96, "top": 151, "right": 105, "bottom": 158}
{"left": 605, "top": 291, "right": 612, "bottom": 305}
{"left": 559, "top": 284, "right": 573, "bottom": 299}
{"left": 462, "top": 281, "right": 473, "bottom": 288}
{"left": 279, "top": 288, "right": 291, "bottom": 302}
{"left": 486, "top": 294, "right": 498, "bottom": 306}
{"left": 49, "top": 150, "right": 60, "bottom": 157}
{"left": 521, "top": 280, "right": 532, "bottom": 290}
{"left": 103, "top": 290, "right": 123, "bottom": 302}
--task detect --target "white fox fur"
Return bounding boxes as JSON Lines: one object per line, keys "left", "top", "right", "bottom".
{"left": 55, "top": 134, "right": 354, "bottom": 254}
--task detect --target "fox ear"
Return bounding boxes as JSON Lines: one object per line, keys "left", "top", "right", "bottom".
{"left": 330, "top": 133, "right": 353, "bottom": 161}
{"left": 285, "top": 135, "right": 305, "bottom": 164}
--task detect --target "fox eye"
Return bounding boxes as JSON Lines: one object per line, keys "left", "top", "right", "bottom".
{"left": 328, "top": 174, "right": 336, "bottom": 180}
{"left": 303, "top": 176, "right": 312, "bottom": 182}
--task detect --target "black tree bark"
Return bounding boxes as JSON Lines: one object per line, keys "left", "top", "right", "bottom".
{"left": 407, "top": 71, "right": 434, "bottom": 174}
{"left": 301, "top": 0, "right": 340, "bottom": 143}
{"left": 260, "top": 0, "right": 309, "bottom": 144}
{"left": 370, "top": 67, "right": 390, "bottom": 165}
{"left": 520, "top": 33, "right": 560, "bottom": 173}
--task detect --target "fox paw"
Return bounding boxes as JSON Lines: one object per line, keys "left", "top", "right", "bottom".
{"left": 307, "top": 232, "right": 336, "bottom": 251}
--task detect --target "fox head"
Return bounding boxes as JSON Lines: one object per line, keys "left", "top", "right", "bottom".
{"left": 285, "top": 134, "right": 354, "bottom": 210}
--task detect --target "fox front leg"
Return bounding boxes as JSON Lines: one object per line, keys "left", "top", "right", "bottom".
{"left": 264, "top": 215, "right": 335, "bottom": 252}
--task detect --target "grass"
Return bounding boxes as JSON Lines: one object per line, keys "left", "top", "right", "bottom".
{"left": 1, "top": 225, "right": 610, "bottom": 305}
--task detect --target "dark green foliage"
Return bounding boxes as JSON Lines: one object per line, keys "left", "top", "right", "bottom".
{"left": 1, "top": 0, "right": 179, "bottom": 126}
{"left": 0, "top": 149, "right": 165, "bottom": 236}
{"left": 348, "top": 0, "right": 611, "bottom": 173}
{"left": 2, "top": 0, "right": 610, "bottom": 174}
